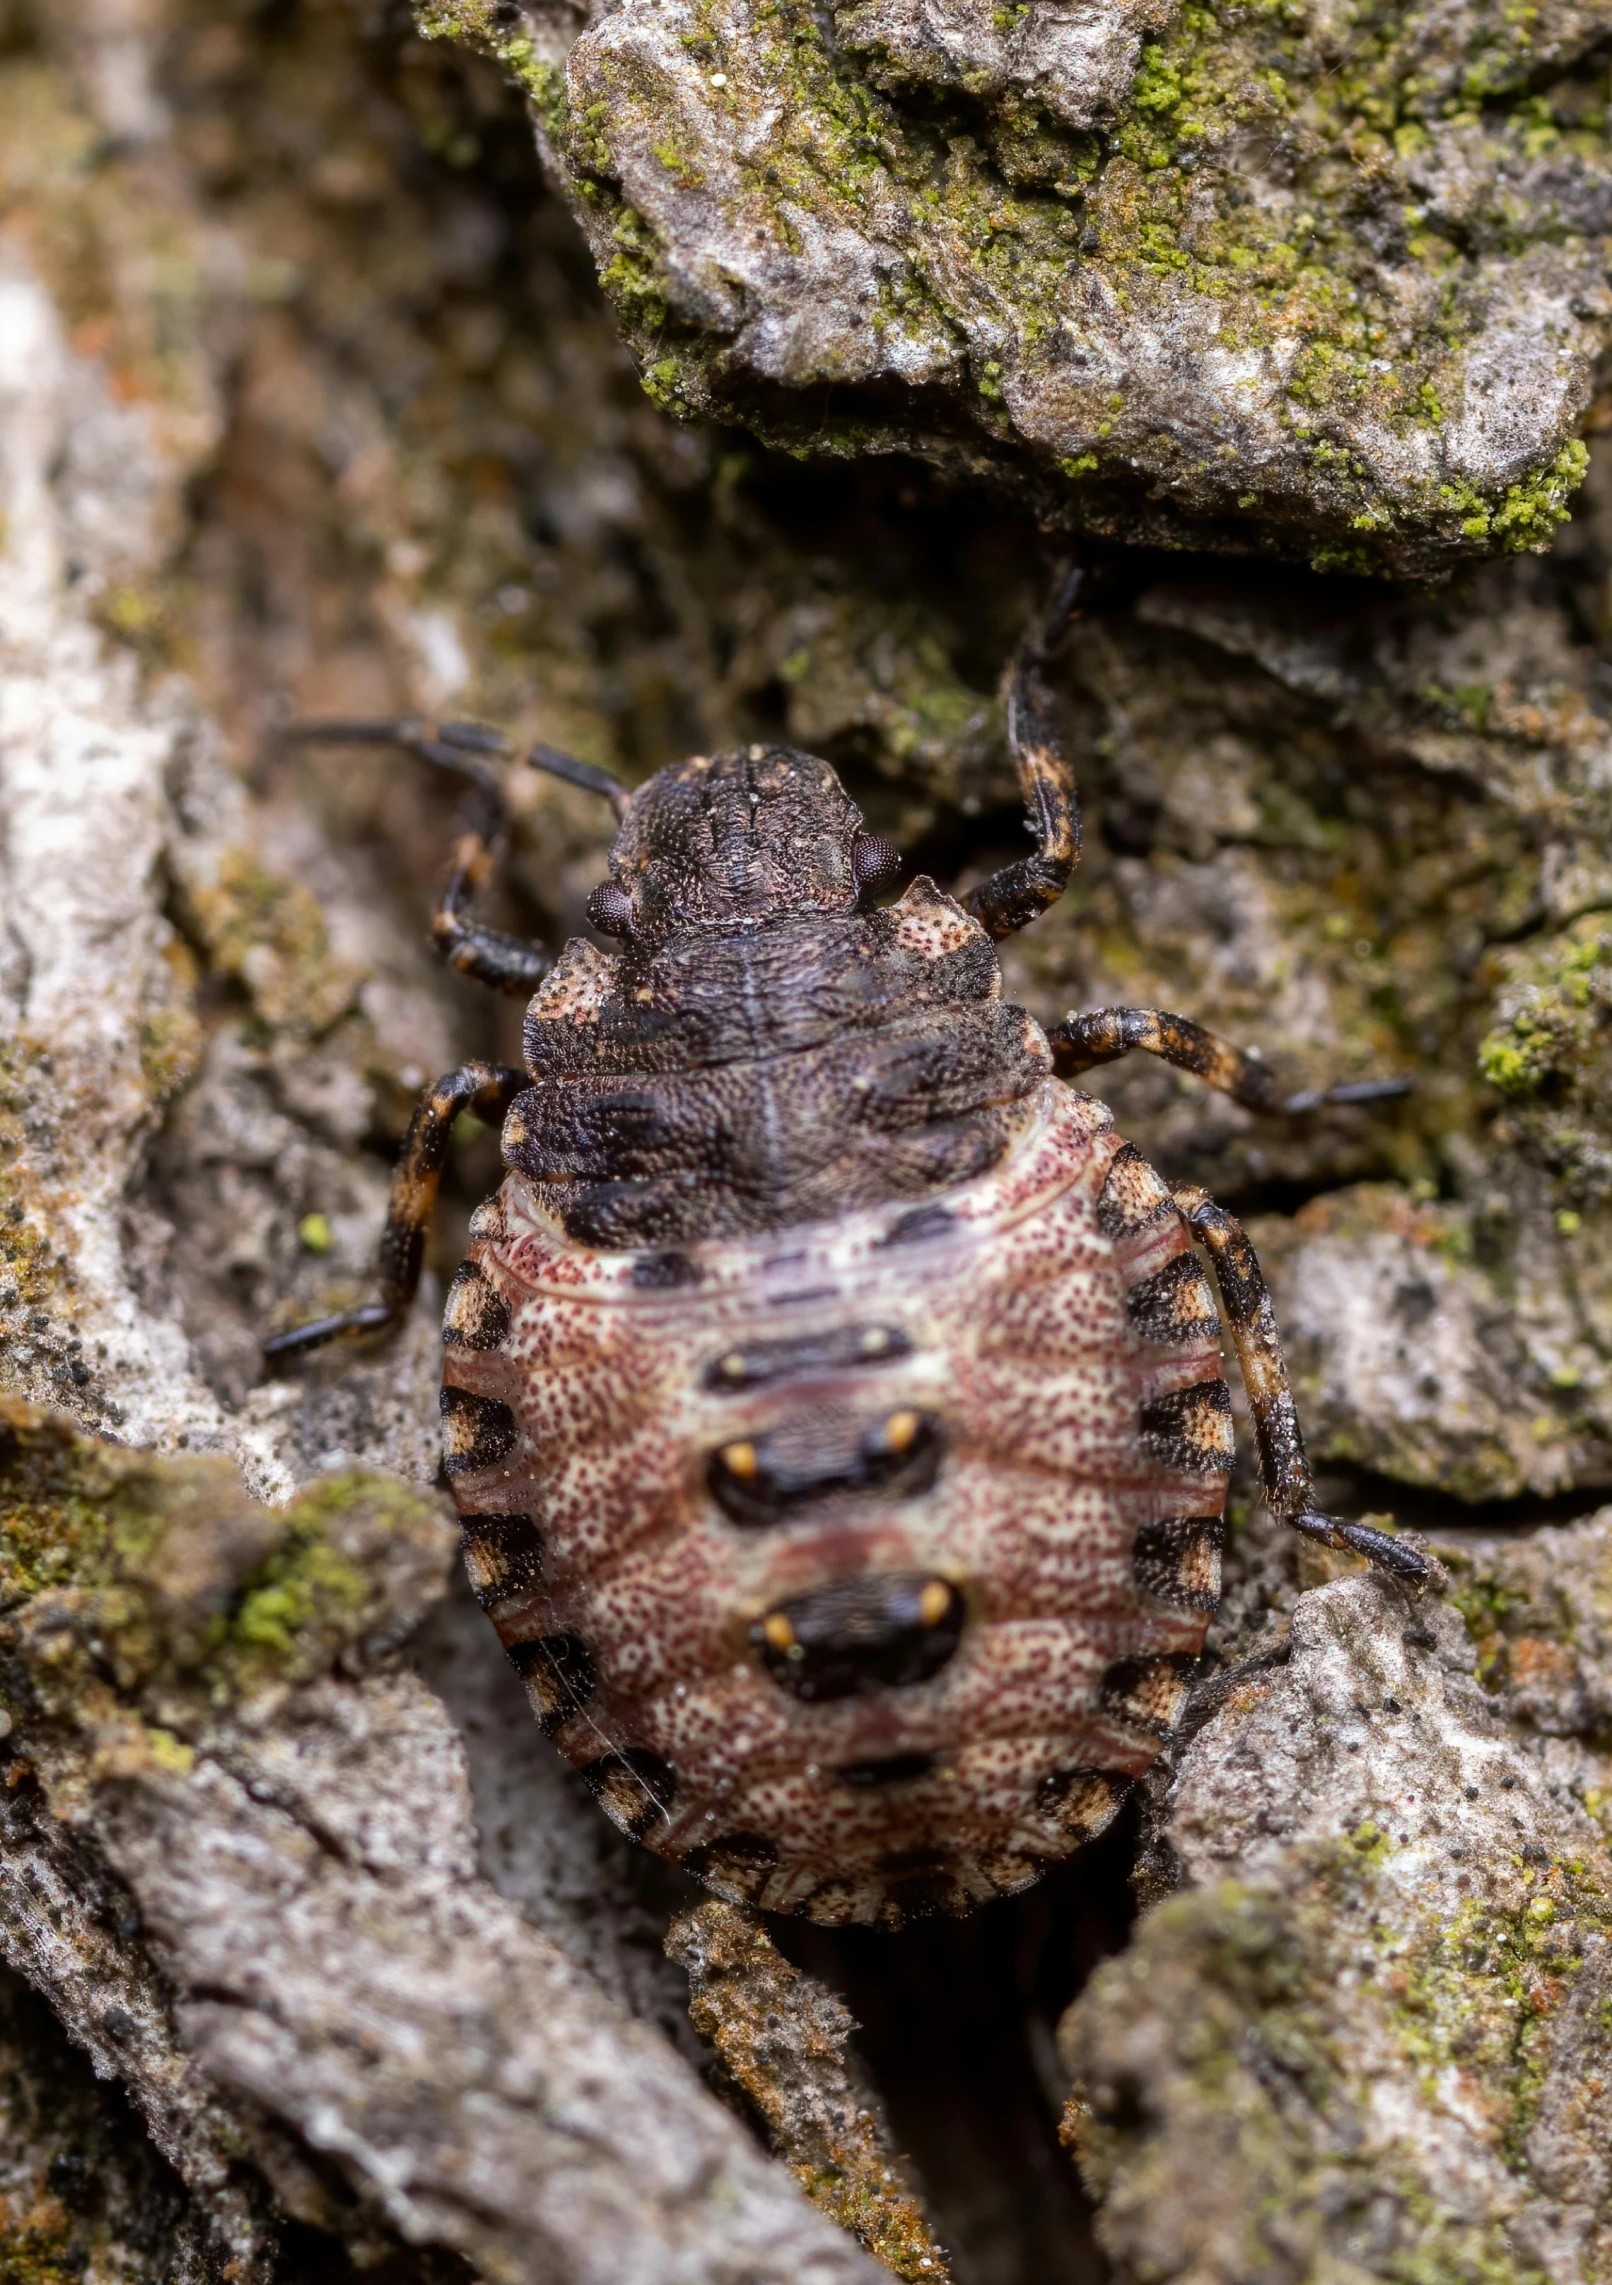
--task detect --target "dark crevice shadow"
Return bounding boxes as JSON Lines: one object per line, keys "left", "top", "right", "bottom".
{"left": 1311, "top": 1462, "right": 1612, "bottom": 1536}
{"left": 769, "top": 1802, "right": 1139, "bottom": 2285}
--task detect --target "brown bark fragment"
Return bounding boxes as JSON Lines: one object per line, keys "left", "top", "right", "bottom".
{"left": 668, "top": 1900, "right": 951, "bottom": 2282}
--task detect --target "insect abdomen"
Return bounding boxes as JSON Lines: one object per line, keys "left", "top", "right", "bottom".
{"left": 443, "top": 1080, "right": 1226, "bottom": 1928}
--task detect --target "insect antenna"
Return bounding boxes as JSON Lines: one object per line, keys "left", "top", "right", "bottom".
{"left": 279, "top": 716, "right": 626, "bottom": 996}
{"left": 280, "top": 717, "right": 629, "bottom": 825}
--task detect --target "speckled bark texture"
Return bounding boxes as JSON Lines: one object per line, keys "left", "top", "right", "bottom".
{"left": 420, "top": 0, "right": 1610, "bottom": 572}
{"left": 1, "top": 2, "right": 1611, "bottom": 2282}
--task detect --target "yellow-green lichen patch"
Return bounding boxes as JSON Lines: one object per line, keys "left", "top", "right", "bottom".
{"left": 1068, "top": 1830, "right": 1601, "bottom": 2280}
{"left": 1478, "top": 910, "right": 1611, "bottom": 1098}
{"left": 1436, "top": 1510, "right": 1612, "bottom": 1750}
{"left": 0, "top": 1042, "right": 76, "bottom": 1323}
{"left": 1477, "top": 911, "right": 1612, "bottom": 1224}
{"left": 179, "top": 848, "right": 364, "bottom": 1041}
{"left": 759, "top": 590, "right": 1003, "bottom": 816}
{"left": 425, "top": 0, "right": 1612, "bottom": 568}
{"left": 1375, "top": 1869, "right": 1612, "bottom": 2168}
{"left": 0, "top": 1399, "right": 454, "bottom": 1728}
{"left": 0, "top": 1396, "right": 267, "bottom": 1613}
{"left": 219, "top": 1469, "right": 451, "bottom": 1691}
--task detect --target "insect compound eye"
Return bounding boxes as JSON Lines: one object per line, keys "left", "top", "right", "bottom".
{"left": 586, "top": 881, "right": 634, "bottom": 936}
{"left": 851, "top": 832, "right": 903, "bottom": 897}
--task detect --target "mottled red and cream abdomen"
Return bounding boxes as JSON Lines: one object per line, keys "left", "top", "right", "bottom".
{"left": 441, "top": 1077, "right": 1228, "bottom": 1929}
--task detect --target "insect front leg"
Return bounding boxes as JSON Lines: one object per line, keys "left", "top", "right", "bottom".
{"left": 963, "top": 565, "right": 1084, "bottom": 941}
{"left": 263, "top": 1060, "right": 526, "bottom": 1359}
{"left": 1170, "top": 1181, "right": 1438, "bottom": 1585}
{"left": 1049, "top": 1005, "right": 1410, "bottom": 1114}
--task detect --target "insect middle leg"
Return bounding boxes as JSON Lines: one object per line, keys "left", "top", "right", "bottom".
{"left": 1172, "top": 1181, "right": 1436, "bottom": 1583}
{"left": 263, "top": 1060, "right": 526, "bottom": 1359}
{"left": 1049, "top": 1005, "right": 1409, "bottom": 1114}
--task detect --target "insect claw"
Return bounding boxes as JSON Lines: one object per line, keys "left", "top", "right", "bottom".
{"left": 262, "top": 1301, "right": 396, "bottom": 1361}
{"left": 1282, "top": 1076, "right": 1413, "bottom": 1114}
{"left": 1289, "top": 1509, "right": 1445, "bottom": 1587}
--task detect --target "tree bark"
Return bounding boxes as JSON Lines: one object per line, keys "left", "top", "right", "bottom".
{"left": 2, "top": 3, "right": 1611, "bottom": 2281}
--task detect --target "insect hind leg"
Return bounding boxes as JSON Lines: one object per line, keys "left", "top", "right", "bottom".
{"left": 962, "top": 563, "right": 1084, "bottom": 942}
{"left": 1171, "top": 1180, "right": 1440, "bottom": 1587}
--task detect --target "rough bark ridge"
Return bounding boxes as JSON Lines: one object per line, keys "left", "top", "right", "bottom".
{"left": 1, "top": 2, "right": 1611, "bottom": 2282}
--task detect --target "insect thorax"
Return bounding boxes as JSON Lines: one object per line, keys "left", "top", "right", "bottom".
{"left": 504, "top": 878, "right": 1054, "bottom": 1248}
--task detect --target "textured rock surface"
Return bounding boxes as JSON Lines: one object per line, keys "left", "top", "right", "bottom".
{"left": 1, "top": 2, "right": 1612, "bottom": 2282}
{"left": 1065, "top": 1555, "right": 1612, "bottom": 2285}
{"left": 0, "top": 1398, "right": 883, "bottom": 2285}
{"left": 423, "top": 0, "right": 1610, "bottom": 571}
{"left": 0, "top": 1960, "right": 216, "bottom": 2285}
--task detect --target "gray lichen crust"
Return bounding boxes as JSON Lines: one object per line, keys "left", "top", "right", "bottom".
{"left": 422, "top": 0, "right": 1610, "bottom": 571}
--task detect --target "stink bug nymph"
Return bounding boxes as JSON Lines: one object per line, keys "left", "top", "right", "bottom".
{"left": 266, "top": 571, "right": 1427, "bottom": 1929}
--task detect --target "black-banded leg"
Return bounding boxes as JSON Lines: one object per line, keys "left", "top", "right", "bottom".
{"left": 263, "top": 1060, "right": 526, "bottom": 1359}
{"left": 964, "top": 564, "right": 1084, "bottom": 941}
{"left": 1170, "top": 1181, "right": 1436, "bottom": 1584}
{"left": 282, "top": 717, "right": 627, "bottom": 995}
{"left": 1049, "top": 1005, "right": 1411, "bottom": 1114}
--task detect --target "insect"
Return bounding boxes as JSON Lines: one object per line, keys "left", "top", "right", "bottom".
{"left": 266, "top": 570, "right": 1429, "bottom": 1928}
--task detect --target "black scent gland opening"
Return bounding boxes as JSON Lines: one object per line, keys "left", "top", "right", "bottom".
{"left": 707, "top": 1406, "right": 942, "bottom": 1525}
{"left": 586, "top": 881, "right": 634, "bottom": 936}
{"left": 508, "top": 1631, "right": 598, "bottom": 1733}
{"left": 835, "top": 1751, "right": 937, "bottom": 1789}
{"left": 878, "top": 1203, "right": 957, "bottom": 1249}
{"left": 702, "top": 1322, "right": 911, "bottom": 1394}
{"left": 631, "top": 1249, "right": 702, "bottom": 1290}
{"left": 851, "top": 832, "right": 904, "bottom": 896}
{"left": 754, "top": 1572, "right": 966, "bottom": 1702}
{"left": 439, "top": 1385, "right": 517, "bottom": 1475}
